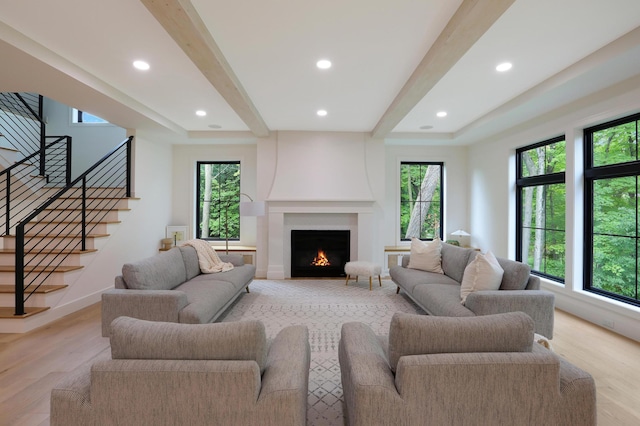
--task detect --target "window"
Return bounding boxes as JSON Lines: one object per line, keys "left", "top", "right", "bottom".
{"left": 585, "top": 113, "right": 639, "bottom": 306}
{"left": 516, "top": 137, "right": 566, "bottom": 282}
{"left": 400, "top": 162, "right": 443, "bottom": 240}
{"left": 196, "top": 161, "right": 241, "bottom": 240}
{"left": 71, "top": 108, "right": 108, "bottom": 124}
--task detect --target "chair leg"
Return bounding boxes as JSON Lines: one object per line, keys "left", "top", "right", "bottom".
{"left": 378, "top": 275, "right": 382, "bottom": 287}
{"left": 369, "top": 276, "right": 372, "bottom": 291}
{"left": 345, "top": 275, "right": 350, "bottom": 286}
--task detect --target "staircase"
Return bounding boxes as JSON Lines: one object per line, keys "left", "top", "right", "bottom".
{"left": 0, "top": 92, "right": 135, "bottom": 333}
{"left": 0, "top": 192, "right": 133, "bottom": 321}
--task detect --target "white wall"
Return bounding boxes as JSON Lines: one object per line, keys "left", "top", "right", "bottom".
{"left": 468, "top": 77, "right": 640, "bottom": 342}
{"left": 43, "top": 97, "right": 126, "bottom": 178}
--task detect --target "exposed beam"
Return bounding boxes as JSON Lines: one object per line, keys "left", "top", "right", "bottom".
{"left": 140, "top": 0, "right": 270, "bottom": 137}
{"left": 372, "top": 0, "right": 515, "bottom": 139}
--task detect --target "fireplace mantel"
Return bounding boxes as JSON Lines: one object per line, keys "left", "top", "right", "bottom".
{"left": 266, "top": 200, "right": 376, "bottom": 279}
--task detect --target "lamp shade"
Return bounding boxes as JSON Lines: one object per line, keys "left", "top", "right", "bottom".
{"left": 451, "top": 229, "right": 470, "bottom": 237}
{"left": 240, "top": 201, "right": 266, "bottom": 217}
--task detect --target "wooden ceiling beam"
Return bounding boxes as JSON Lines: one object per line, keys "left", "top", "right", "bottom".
{"left": 140, "top": 0, "right": 270, "bottom": 137}
{"left": 372, "top": 0, "right": 516, "bottom": 139}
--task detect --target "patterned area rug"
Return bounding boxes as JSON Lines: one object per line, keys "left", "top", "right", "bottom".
{"left": 220, "top": 278, "right": 423, "bottom": 426}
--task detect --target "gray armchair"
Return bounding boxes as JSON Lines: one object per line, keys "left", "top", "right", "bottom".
{"left": 51, "top": 317, "right": 310, "bottom": 426}
{"left": 339, "top": 312, "right": 596, "bottom": 426}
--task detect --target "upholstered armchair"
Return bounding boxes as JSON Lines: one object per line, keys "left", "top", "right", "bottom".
{"left": 51, "top": 317, "right": 310, "bottom": 426}
{"left": 339, "top": 312, "right": 596, "bottom": 426}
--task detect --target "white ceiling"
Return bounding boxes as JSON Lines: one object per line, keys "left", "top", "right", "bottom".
{"left": 0, "top": 0, "right": 639, "bottom": 144}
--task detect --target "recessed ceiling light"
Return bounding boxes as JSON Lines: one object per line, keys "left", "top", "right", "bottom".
{"left": 196, "top": 110, "right": 207, "bottom": 117}
{"left": 317, "top": 109, "right": 328, "bottom": 117}
{"left": 419, "top": 125, "right": 433, "bottom": 130}
{"left": 496, "top": 62, "right": 512, "bottom": 72}
{"left": 316, "top": 59, "right": 332, "bottom": 69}
{"left": 133, "top": 60, "right": 150, "bottom": 71}
{"left": 436, "top": 111, "right": 447, "bottom": 118}
{"left": 208, "top": 124, "right": 222, "bottom": 129}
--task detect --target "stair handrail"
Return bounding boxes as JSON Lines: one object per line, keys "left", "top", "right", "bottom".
{"left": 0, "top": 93, "right": 45, "bottom": 156}
{"left": 13, "top": 136, "right": 133, "bottom": 316}
{"left": 0, "top": 136, "right": 72, "bottom": 236}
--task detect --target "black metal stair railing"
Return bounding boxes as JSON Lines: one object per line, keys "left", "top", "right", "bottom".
{"left": 0, "top": 93, "right": 44, "bottom": 156}
{"left": 14, "top": 136, "right": 133, "bottom": 316}
{"left": 0, "top": 136, "right": 72, "bottom": 237}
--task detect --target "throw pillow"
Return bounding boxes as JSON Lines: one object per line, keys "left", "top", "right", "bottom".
{"left": 387, "top": 312, "right": 534, "bottom": 372}
{"left": 460, "top": 251, "right": 504, "bottom": 305}
{"left": 407, "top": 237, "right": 443, "bottom": 274}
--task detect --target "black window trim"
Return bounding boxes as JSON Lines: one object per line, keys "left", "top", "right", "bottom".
{"left": 515, "top": 135, "right": 566, "bottom": 283}
{"left": 400, "top": 161, "right": 444, "bottom": 242}
{"left": 195, "top": 160, "right": 241, "bottom": 242}
{"left": 583, "top": 113, "right": 640, "bottom": 306}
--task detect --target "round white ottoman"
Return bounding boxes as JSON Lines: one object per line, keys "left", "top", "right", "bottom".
{"left": 344, "top": 261, "right": 382, "bottom": 291}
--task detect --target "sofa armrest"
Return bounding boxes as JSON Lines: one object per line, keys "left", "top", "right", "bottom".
{"left": 464, "top": 290, "right": 555, "bottom": 338}
{"left": 258, "top": 326, "right": 310, "bottom": 425}
{"left": 101, "top": 289, "right": 189, "bottom": 337}
{"left": 338, "top": 322, "right": 404, "bottom": 426}
{"left": 219, "top": 254, "right": 244, "bottom": 266}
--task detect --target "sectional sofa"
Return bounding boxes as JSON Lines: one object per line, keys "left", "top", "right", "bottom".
{"left": 101, "top": 245, "right": 256, "bottom": 336}
{"left": 390, "top": 241, "right": 555, "bottom": 338}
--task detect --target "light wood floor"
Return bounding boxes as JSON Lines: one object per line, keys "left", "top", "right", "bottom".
{"left": 0, "top": 304, "right": 639, "bottom": 425}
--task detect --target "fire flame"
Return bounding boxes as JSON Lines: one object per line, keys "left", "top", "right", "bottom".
{"left": 311, "top": 249, "right": 331, "bottom": 266}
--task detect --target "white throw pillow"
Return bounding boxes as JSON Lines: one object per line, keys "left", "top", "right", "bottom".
{"left": 460, "top": 251, "right": 504, "bottom": 304}
{"left": 407, "top": 237, "right": 443, "bottom": 274}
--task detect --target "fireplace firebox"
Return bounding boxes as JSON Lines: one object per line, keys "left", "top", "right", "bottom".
{"left": 290, "top": 230, "right": 350, "bottom": 277}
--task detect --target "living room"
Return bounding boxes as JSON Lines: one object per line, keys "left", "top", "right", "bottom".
{"left": 2, "top": 0, "right": 640, "bottom": 423}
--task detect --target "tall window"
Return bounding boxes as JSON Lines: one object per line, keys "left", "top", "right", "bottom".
{"left": 196, "top": 161, "right": 241, "bottom": 241}
{"left": 516, "top": 137, "right": 566, "bottom": 282}
{"left": 585, "top": 113, "right": 639, "bottom": 306}
{"left": 400, "top": 162, "right": 443, "bottom": 240}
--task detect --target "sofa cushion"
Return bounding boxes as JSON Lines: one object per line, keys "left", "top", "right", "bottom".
{"left": 407, "top": 238, "right": 443, "bottom": 274}
{"left": 122, "top": 248, "right": 187, "bottom": 290}
{"left": 440, "top": 243, "right": 476, "bottom": 282}
{"left": 179, "top": 245, "right": 201, "bottom": 281}
{"left": 387, "top": 312, "right": 534, "bottom": 372}
{"left": 203, "top": 265, "right": 257, "bottom": 291}
{"left": 109, "top": 316, "right": 269, "bottom": 373}
{"left": 412, "top": 284, "right": 475, "bottom": 317}
{"left": 390, "top": 266, "right": 459, "bottom": 294}
{"left": 174, "top": 280, "right": 238, "bottom": 323}
{"left": 496, "top": 257, "right": 532, "bottom": 290}
{"left": 460, "top": 251, "right": 504, "bottom": 304}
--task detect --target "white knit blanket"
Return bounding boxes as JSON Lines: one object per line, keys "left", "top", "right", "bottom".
{"left": 181, "top": 239, "right": 234, "bottom": 273}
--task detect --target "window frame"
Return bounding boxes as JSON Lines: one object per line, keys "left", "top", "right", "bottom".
{"left": 515, "top": 135, "right": 566, "bottom": 283}
{"left": 584, "top": 113, "right": 640, "bottom": 306}
{"left": 399, "top": 161, "right": 444, "bottom": 242}
{"left": 195, "top": 160, "right": 241, "bottom": 242}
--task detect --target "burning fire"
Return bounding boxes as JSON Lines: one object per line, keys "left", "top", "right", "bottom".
{"left": 311, "top": 249, "right": 331, "bottom": 266}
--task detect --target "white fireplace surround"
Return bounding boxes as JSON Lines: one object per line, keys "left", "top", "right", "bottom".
{"left": 267, "top": 201, "right": 375, "bottom": 279}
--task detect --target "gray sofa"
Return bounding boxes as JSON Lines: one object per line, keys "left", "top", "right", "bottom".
{"left": 101, "top": 245, "right": 256, "bottom": 336}
{"left": 52, "top": 317, "right": 311, "bottom": 426}
{"left": 390, "top": 242, "right": 555, "bottom": 338}
{"left": 339, "top": 312, "right": 596, "bottom": 426}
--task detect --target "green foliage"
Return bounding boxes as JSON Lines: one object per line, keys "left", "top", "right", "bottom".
{"left": 400, "top": 163, "right": 442, "bottom": 239}
{"left": 589, "top": 118, "right": 639, "bottom": 300}
{"left": 197, "top": 162, "right": 241, "bottom": 240}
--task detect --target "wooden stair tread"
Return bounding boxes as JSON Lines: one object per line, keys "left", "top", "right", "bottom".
{"left": 3, "top": 233, "right": 110, "bottom": 239}
{"left": 0, "top": 306, "right": 49, "bottom": 318}
{"left": 0, "top": 248, "right": 97, "bottom": 255}
{"left": 0, "top": 284, "right": 67, "bottom": 293}
{"left": 0, "top": 265, "right": 83, "bottom": 273}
